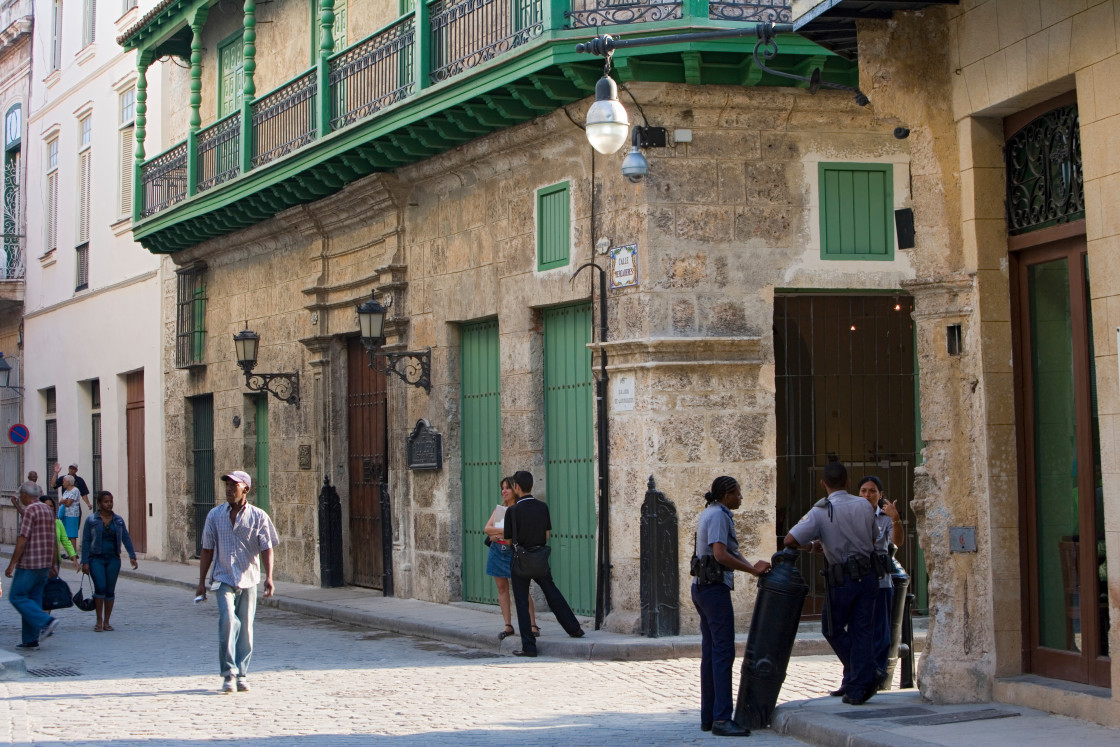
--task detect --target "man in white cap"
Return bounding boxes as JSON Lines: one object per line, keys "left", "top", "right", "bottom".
{"left": 195, "top": 470, "right": 278, "bottom": 693}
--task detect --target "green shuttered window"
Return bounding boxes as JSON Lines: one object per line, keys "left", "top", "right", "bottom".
{"left": 819, "top": 163, "right": 894, "bottom": 261}
{"left": 218, "top": 33, "right": 245, "bottom": 119}
{"left": 537, "top": 181, "right": 569, "bottom": 271}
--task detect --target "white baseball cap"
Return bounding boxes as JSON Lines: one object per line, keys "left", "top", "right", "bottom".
{"left": 221, "top": 470, "right": 252, "bottom": 489}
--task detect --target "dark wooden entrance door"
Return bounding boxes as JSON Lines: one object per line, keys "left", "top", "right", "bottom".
{"left": 347, "top": 337, "right": 387, "bottom": 589}
{"left": 1012, "top": 237, "right": 1109, "bottom": 687}
{"left": 126, "top": 371, "right": 146, "bottom": 553}
{"left": 774, "top": 294, "right": 920, "bottom": 617}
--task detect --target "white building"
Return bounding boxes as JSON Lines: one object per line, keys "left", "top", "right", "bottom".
{"left": 20, "top": 0, "right": 167, "bottom": 556}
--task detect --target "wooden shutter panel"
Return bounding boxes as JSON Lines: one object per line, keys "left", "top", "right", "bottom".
{"left": 818, "top": 162, "right": 894, "bottom": 260}
{"left": 77, "top": 150, "right": 91, "bottom": 244}
{"left": 537, "top": 182, "right": 569, "bottom": 270}
{"left": 46, "top": 171, "right": 58, "bottom": 251}
{"left": 119, "top": 126, "right": 133, "bottom": 216}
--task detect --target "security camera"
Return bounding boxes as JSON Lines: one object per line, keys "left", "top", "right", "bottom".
{"left": 893, "top": 127, "right": 910, "bottom": 139}
{"left": 621, "top": 146, "right": 648, "bottom": 183}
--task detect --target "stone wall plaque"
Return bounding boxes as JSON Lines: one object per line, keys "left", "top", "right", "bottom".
{"left": 299, "top": 445, "right": 312, "bottom": 470}
{"left": 613, "top": 374, "right": 635, "bottom": 412}
{"left": 949, "top": 526, "right": 977, "bottom": 552}
{"left": 407, "top": 419, "right": 443, "bottom": 470}
{"left": 610, "top": 244, "right": 638, "bottom": 289}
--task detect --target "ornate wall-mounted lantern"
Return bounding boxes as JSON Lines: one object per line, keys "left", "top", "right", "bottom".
{"left": 356, "top": 292, "right": 431, "bottom": 394}
{"left": 233, "top": 324, "right": 300, "bottom": 406}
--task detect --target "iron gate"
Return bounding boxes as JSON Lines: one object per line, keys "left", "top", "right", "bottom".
{"left": 774, "top": 294, "right": 922, "bottom": 617}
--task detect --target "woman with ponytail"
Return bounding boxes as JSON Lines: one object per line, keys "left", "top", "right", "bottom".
{"left": 692, "top": 476, "right": 771, "bottom": 737}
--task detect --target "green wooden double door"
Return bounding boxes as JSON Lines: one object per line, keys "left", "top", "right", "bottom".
{"left": 460, "top": 306, "right": 595, "bottom": 615}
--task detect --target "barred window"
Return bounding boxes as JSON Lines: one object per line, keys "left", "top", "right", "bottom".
{"left": 176, "top": 264, "right": 207, "bottom": 367}
{"left": 91, "top": 379, "right": 102, "bottom": 494}
{"left": 44, "top": 387, "right": 56, "bottom": 480}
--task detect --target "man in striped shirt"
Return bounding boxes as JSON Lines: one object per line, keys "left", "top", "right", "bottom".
{"left": 195, "top": 470, "right": 278, "bottom": 693}
{"left": 5, "top": 481, "right": 62, "bottom": 648}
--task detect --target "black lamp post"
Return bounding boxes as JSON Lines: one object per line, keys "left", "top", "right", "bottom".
{"left": 357, "top": 292, "right": 432, "bottom": 394}
{"left": 233, "top": 324, "right": 300, "bottom": 406}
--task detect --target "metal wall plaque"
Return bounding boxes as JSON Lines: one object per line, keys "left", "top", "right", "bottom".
{"left": 406, "top": 419, "right": 443, "bottom": 470}
{"left": 298, "top": 444, "right": 312, "bottom": 470}
{"left": 949, "top": 526, "right": 977, "bottom": 553}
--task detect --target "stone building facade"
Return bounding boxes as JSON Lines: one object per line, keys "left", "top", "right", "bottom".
{"left": 791, "top": 0, "right": 1120, "bottom": 727}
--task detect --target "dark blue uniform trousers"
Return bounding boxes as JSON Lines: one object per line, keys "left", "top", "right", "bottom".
{"left": 692, "top": 581, "right": 736, "bottom": 726}
{"left": 511, "top": 569, "right": 582, "bottom": 654}
{"left": 823, "top": 570, "right": 878, "bottom": 699}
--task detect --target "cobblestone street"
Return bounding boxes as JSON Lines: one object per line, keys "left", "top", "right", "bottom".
{"left": 0, "top": 575, "right": 846, "bottom": 746}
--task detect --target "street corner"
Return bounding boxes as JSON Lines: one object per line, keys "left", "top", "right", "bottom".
{"left": 0, "top": 647, "right": 27, "bottom": 680}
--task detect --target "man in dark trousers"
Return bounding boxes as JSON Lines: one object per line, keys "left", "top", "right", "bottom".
{"left": 784, "top": 461, "right": 878, "bottom": 704}
{"left": 53, "top": 462, "right": 92, "bottom": 511}
{"left": 503, "top": 470, "right": 584, "bottom": 657}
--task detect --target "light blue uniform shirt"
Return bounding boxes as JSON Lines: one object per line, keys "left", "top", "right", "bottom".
{"left": 696, "top": 502, "right": 738, "bottom": 589}
{"left": 788, "top": 490, "right": 875, "bottom": 567}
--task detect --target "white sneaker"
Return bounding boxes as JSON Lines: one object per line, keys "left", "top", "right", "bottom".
{"left": 236, "top": 677, "right": 249, "bottom": 692}
{"left": 221, "top": 675, "right": 235, "bottom": 693}
{"left": 41, "top": 618, "right": 60, "bottom": 639}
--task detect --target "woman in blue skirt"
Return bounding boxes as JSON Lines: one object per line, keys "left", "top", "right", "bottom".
{"left": 485, "top": 476, "right": 536, "bottom": 640}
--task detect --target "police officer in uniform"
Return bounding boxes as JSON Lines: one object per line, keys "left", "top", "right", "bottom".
{"left": 783, "top": 461, "right": 878, "bottom": 704}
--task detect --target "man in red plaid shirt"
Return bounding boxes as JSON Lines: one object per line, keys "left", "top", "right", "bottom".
{"left": 5, "top": 481, "right": 61, "bottom": 648}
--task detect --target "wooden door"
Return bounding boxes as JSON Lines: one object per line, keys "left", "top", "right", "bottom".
{"left": 126, "top": 371, "right": 146, "bottom": 553}
{"left": 542, "top": 304, "right": 595, "bottom": 616}
{"left": 1012, "top": 238, "right": 1109, "bottom": 686}
{"left": 347, "top": 336, "right": 386, "bottom": 589}
{"left": 460, "top": 319, "right": 501, "bottom": 604}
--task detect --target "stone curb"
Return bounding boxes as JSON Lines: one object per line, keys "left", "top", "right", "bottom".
{"left": 774, "top": 701, "right": 943, "bottom": 747}
{"left": 0, "top": 648, "right": 27, "bottom": 680}
{"left": 113, "top": 566, "right": 920, "bottom": 661}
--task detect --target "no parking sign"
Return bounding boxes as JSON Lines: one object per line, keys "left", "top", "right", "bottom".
{"left": 8, "top": 423, "right": 28, "bottom": 444}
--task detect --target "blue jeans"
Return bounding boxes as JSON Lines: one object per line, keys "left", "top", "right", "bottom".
{"left": 88, "top": 556, "right": 122, "bottom": 600}
{"left": 822, "top": 570, "right": 878, "bottom": 699}
{"left": 692, "top": 581, "right": 736, "bottom": 725}
{"left": 216, "top": 583, "right": 257, "bottom": 678}
{"left": 9, "top": 567, "right": 53, "bottom": 645}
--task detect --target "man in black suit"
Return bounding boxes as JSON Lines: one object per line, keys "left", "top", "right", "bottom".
{"left": 503, "top": 470, "right": 584, "bottom": 657}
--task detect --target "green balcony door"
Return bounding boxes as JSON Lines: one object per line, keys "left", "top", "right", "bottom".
{"left": 1016, "top": 239, "right": 1109, "bottom": 687}
{"left": 542, "top": 303, "right": 595, "bottom": 616}
{"left": 461, "top": 319, "right": 501, "bottom": 605}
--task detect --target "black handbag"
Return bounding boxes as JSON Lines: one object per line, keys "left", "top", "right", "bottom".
{"left": 42, "top": 576, "right": 74, "bottom": 611}
{"left": 72, "top": 574, "right": 96, "bottom": 612}
{"left": 509, "top": 508, "right": 551, "bottom": 578}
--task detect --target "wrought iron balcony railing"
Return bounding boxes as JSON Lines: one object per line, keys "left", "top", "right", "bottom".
{"left": 131, "top": 0, "right": 820, "bottom": 250}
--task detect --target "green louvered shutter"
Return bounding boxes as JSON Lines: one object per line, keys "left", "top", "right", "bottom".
{"left": 461, "top": 319, "right": 501, "bottom": 604}
{"left": 218, "top": 34, "right": 245, "bottom": 118}
{"left": 543, "top": 303, "right": 594, "bottom": 615}
{"left": 819, "top": 162, "right": 894, "bottom": 260}
{"left": 537, "top": 181, "right": 569, "bottom": 270}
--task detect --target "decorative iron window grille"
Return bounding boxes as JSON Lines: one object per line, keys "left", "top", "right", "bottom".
{"left": 252, "top": 69, "right": 319, "bottom": 168}
{"left": 1005, "top": 103, "right": 1084, "bottom": 236}
{"left": 708, "top": 0, "right": 790, "bottom": 22}
{"left": 429, "top": 0, "right": 544, "bottom": 83}
{"left": 140, "top": 142, "right": 187, "bottom": 217}
{"left": 75, "top": 242, "right": 89, "bottom": 292}
{"left": 2, "top": 147, "right": 22, "bottom": 279}
{"left": 566, "top": 0, "right": 681, "bottom": 29}
{"left": 195, "top": 113, "right": 241, "bottom": 192}
{"left": 329, "top": 16, "right": 415, "bottom": 129}
{"left": 175, "top": 264, "right": 207, "bottom": 368}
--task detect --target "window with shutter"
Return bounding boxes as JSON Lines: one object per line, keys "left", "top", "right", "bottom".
{"left": 537, "top": 181, "right": 570, "bottom": 270}
{"left": 218, "top": 34, "right": 245, "bottom": 118}
{"left": 818, "top": 162, "right": 895, "bottom": 260}
{"left": 310, "top": 0, "right": 347, "bottom": 61}
{"left": 50, "top": 0, "right": 62, "bottom": 71}
{"left": 45, "top": 138, "right": 58, "bottom": 253}
{"left": 119, "top": 88, "right": 135, "bottom": 218}
{"left": 77, "top": 150, "right": 91, "bottom": 244}
{"left": 176, "top": 264, "right": 207, "bottom": 367}
{"left": 82, "top": 0, "right": 96, "bottom": 47}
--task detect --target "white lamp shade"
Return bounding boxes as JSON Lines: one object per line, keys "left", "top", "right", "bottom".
{"left": 357, "top": 297, "right": 387, "bottom": 340}
{"left": 585, "top": 101, "right": 630, "bottom": 154}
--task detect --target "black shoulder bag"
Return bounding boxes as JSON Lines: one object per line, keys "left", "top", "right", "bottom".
{"left": 510, "top": 504, "right": 551, "bottom": 579}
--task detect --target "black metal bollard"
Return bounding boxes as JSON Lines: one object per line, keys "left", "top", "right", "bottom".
{"left": 640, "top": 476, "right": 679, "bottom": 637}
{"left": 899, "top": 589, "right": 916, "bottom": 688}
{"left": 733, "top": 548, "right": 809, "bottom": 730}
{"left": 318, "top": 476, "right": 344, "bottom": 588}
{"left": 881, "top": 559, "right": 911, "bottom": 690}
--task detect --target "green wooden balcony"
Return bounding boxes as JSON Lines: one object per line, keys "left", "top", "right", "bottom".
{"left": 123, "top": 0, "right": 854, "bottom": 254}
